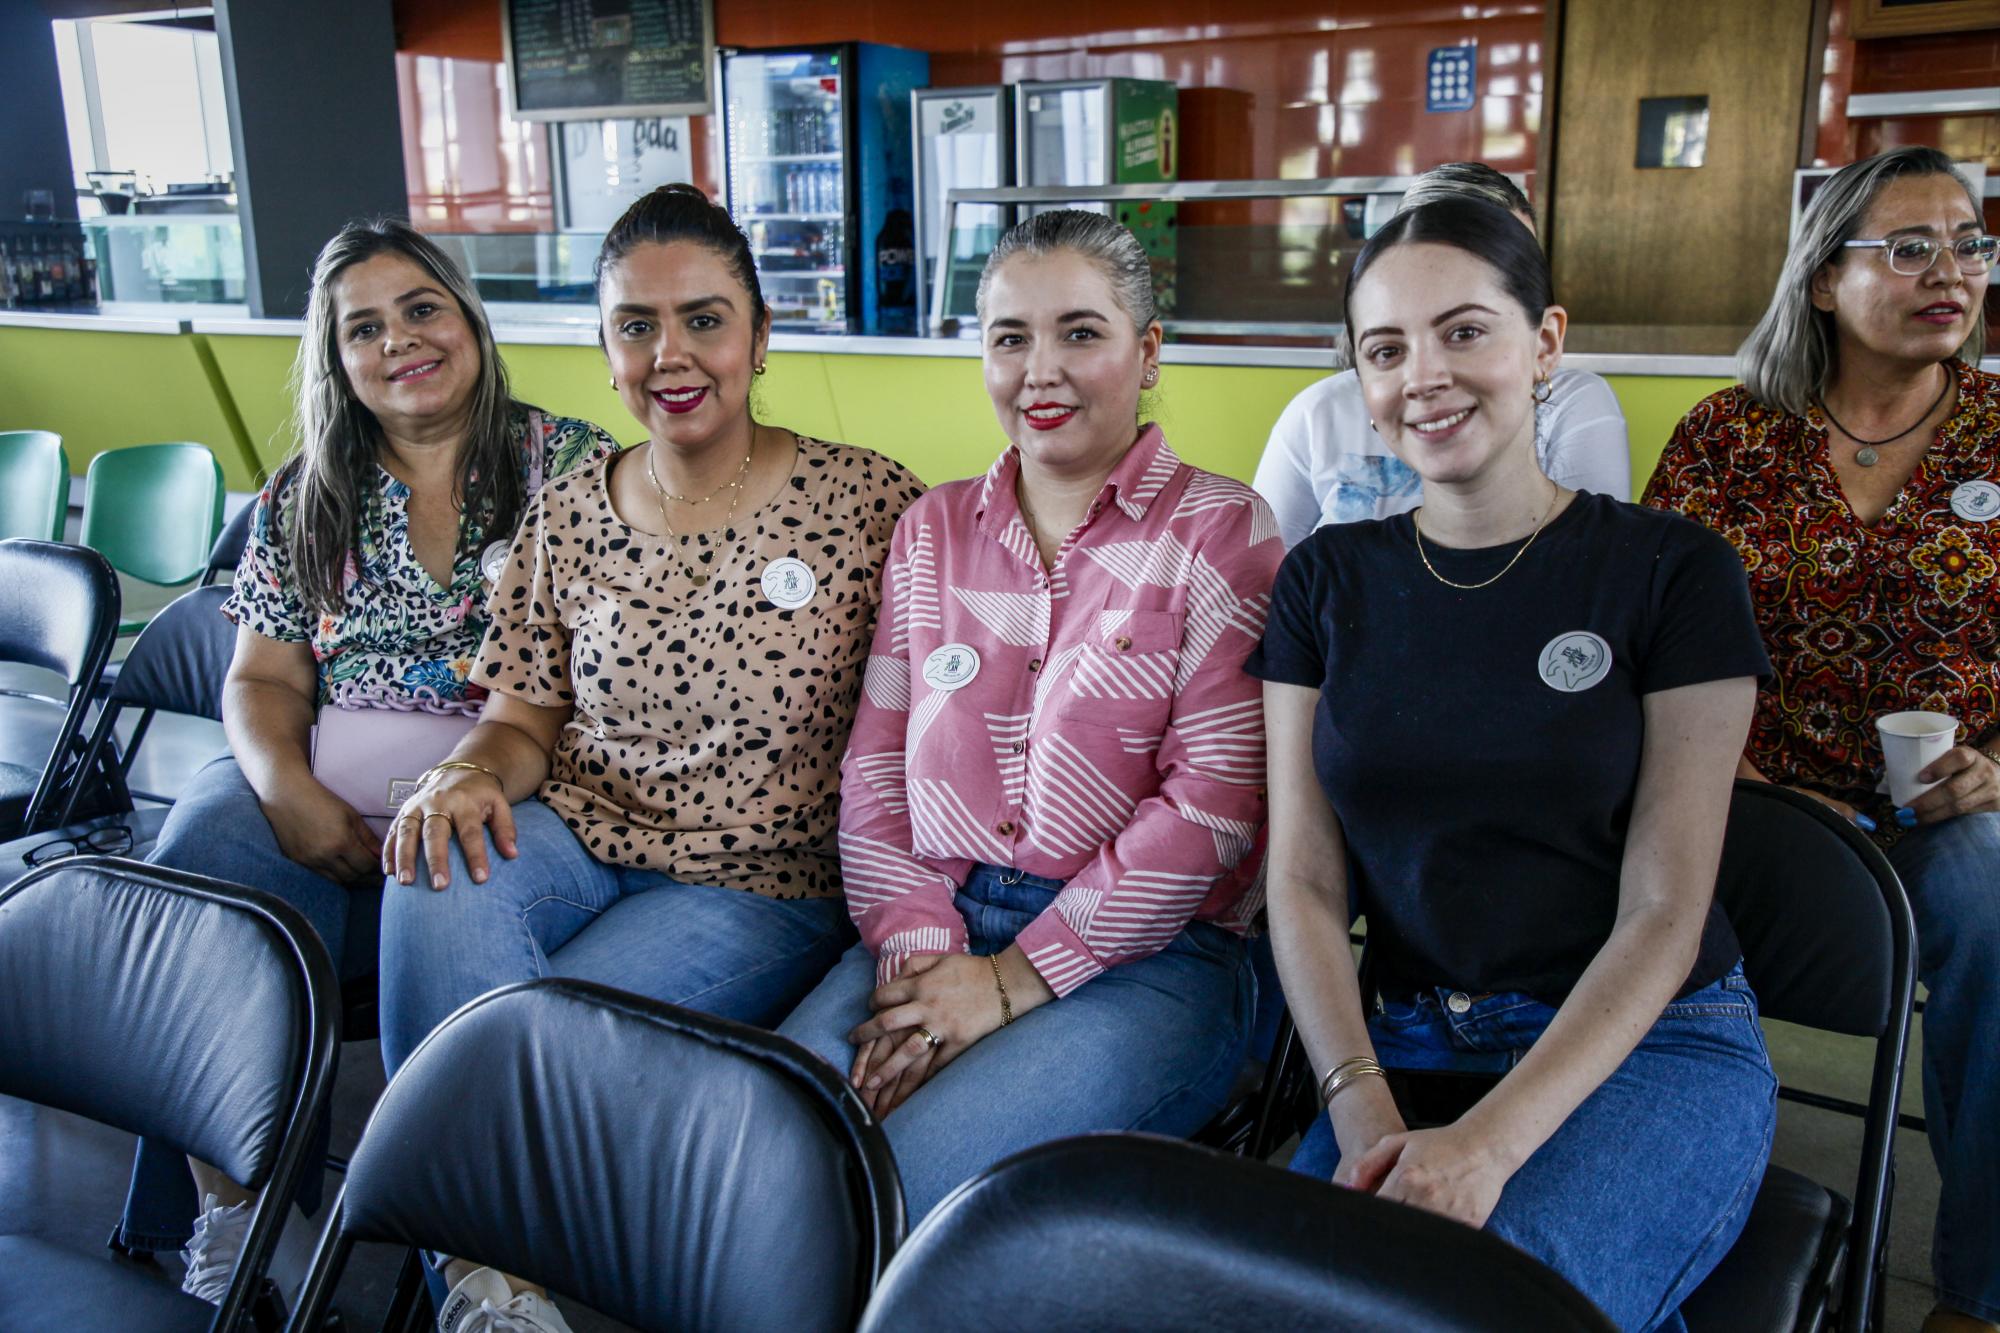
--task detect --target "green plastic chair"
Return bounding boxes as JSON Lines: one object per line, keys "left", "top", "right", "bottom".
{"left": 79, "top": 443, "right": 226, "bottom": 635}
{"left": 0, "top": 431, "right": 71, "bottom": 541}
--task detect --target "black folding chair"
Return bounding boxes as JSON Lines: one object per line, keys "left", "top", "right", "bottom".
{"left": 857, "top": 1133, "right": 1614, "bottom": 1332}
{"left": 61, "top": 583, "right": 234, "bottom": 817}
{"left": 202, "top": 503, "right": 255, "bottom": 588}
{"left": 1678, "top": 780, "right": 1916, "bottom": 1333}
{"left": 290, "top": 978, "right": 905, "bottom": 1333}
{"left": 0, "top": 856, "right": 339, "bottom": 1333}
{"left": 0, "top": 539, "right": 119, "bottom": 838}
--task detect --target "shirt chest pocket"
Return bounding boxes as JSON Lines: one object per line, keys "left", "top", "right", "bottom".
{"left": 1054, "top": 608, "right": 1185, "bottom": 739}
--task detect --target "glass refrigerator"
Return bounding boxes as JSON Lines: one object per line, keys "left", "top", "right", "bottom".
{"left": 912, "top": 85, "right": 1013, "bottom": 335}
{"left": 720, "top": 43, "right": 929, "bottom": 335}
{"left": 1015, "top": 78, "right": 1180, "bottom": 317}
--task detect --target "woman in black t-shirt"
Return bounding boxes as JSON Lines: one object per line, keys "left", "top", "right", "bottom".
{"left": 1249, "top": 199, "right": 1775, "bottom": 1331}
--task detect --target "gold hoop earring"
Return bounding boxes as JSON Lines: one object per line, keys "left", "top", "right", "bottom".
{"left": 754, "top": 363, "right": 767, "bottom": 376}
{"left": 1532, "top": 375, "right": 1553, "bottom": 405}
{"left": 608, "top": 376, "right": 617, "bottom": 390}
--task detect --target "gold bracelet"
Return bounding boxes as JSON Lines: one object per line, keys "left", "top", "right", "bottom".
{"left": 421, "top": 760, "right": 503, "bottom": 790}
{"left": 1318, "top": 1056, "right": 1386, "bottom": 1107}
{"left": 989, "top": 954, "right": 1013, "bottom": 1026}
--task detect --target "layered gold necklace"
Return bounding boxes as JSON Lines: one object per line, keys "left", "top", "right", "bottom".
{"left": 645, "top": 437, "right": 753, "bottom": 587}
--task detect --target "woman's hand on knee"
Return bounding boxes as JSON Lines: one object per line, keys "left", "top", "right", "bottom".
{"left": 1355, "top": 1122, "right": 1513, "bottom": 1230}
{"left": 386, "top": 771, "right": 516, "bottom": 889}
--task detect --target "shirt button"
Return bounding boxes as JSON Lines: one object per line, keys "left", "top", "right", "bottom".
{"left": 1011, "top": 740, "right": 1026, "bottom": 754}
{"left": 1027, "top": 658, "right": 1042, "bottom": 672}
{"left": 996, "top": 820, "right": 1016, "bottom": 836}
{"left": 1114, "top": 635, "right": 1133, "bottom": 652}
{"left": 1446, "top": 991, "right": 1472, "bottom": 1014}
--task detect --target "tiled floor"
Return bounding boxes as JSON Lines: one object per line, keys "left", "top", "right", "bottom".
{"left": 0, "top": 599, "right": 1952, "bottom": 1329}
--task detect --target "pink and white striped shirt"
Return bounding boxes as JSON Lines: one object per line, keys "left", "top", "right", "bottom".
{"left": 840, "top": 426, "right": 1283, "bottom": 993}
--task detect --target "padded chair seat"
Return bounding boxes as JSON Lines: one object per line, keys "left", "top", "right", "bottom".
{"left": 0, "top": 762, "right": 36, "bottom": 803}
{"left": 1678, "top": 1165, "right": 1849, "bottom": 1331}
{"left": 0, "top": 1234, "right": 214, "bottom": 1332}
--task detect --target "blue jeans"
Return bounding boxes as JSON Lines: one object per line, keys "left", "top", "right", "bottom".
{"left": 119, "top": 756, "right": 381, "bottom": 1251}
{"left": 1886, "top": 812, "right": 2000, "bottom": 1321}
{"left": 778, "top": 865, "right": 1254, "bottom": 1221}
{"left": 1290, "top": 965, "right": 1776, "bottom": 1333}
{"left": 379, "top": 798, "right": 853, "bottom": 1073}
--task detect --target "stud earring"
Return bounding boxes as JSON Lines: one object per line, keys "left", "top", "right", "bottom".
{"left": 754, "top": 362, "right": 768, "bottom": 376}
{"left": 608, "top": 376, "right": 617, "bottom": 389}
{"left": 1142, "top": 366, "right": 1158, "bottom": 385}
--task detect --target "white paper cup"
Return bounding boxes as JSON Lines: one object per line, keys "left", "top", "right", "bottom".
{"left": 1877, "top": 711, "right": 1959, "bottom": 807}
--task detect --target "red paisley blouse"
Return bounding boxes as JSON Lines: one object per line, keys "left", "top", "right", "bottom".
{"left": 1643, "top": 365, "right": 2000, "bottom": 815}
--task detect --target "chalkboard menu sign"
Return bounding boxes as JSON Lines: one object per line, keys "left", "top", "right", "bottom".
{"left": 503, "top": 0, "right": 715, "bottom": 121}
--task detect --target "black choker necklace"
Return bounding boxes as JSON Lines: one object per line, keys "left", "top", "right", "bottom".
{"left": 1815, "top": 363, "right": 1955, "bottom": 467}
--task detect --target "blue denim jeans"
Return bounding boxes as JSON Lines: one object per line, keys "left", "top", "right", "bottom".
{"left": 1886, "top": 812, "right": 2000, "bottom": 1321}
{"left": 379, "top": 798, "right": 853, "bottom": 1073}
{"left": 119, "top": 756, "right": 381, "bottom": 1251}
{"left": 778, "top": 864, "right": 1254, "bottom": 1221}
{"left": 1290, "top": 964, "right": 1776, "bottom": 1333}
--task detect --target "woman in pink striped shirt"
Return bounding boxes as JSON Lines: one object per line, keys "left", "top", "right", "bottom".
{"left": 779, "top": 210, "right": 1284, "bottom": 1217}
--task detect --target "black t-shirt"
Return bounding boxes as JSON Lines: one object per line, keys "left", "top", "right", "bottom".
{"left": 1247, "top": 491, "right": 1770, "bottom": 1002}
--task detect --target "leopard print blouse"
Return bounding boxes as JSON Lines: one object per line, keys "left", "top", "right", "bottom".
{"left": 476, "top": 435, "right": 925, "bottom": 898}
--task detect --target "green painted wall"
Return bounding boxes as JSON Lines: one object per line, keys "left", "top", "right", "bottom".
{"left": 0, "top": 325, "right": 1738, "bottom": 500}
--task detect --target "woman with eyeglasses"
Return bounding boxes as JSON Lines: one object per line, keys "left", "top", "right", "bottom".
{"left": 1646, "top": 145, "right": 2000, "bottom": 1333}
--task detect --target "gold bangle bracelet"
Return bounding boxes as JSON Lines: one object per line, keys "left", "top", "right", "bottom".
{"left": 989, "top": 954, "right": 1014, "bottom": 1026}
{"left": 1319, "top": 1056, "right": 1386, "bottom": 1107}
{"left": 422, "top": 760, "right": 502, "bottom": 790}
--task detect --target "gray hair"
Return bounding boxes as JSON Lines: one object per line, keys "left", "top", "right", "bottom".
{"left": 1740, "top": 146, "right": 1984, "bottom": 416}
{"left": 975, "top": 209, "right": 1159, "bottom": 332}
{"left": 1398, "top": 162, "right": 1531, "bottom": 218}
{"left": 285, "top": 217, "right": 517, "bottom": 613}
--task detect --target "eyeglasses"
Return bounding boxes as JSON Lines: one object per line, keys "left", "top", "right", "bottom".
{"left": 1843, "top": 234, "right": 1998, "bottom": 277}
{"left": 22, "top": 824, "right": 134, "bottom": 868}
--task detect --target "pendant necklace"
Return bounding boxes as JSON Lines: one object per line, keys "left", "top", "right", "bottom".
{"left": 647, "top": 437, "right": 753, "bottom": 587}
{"left": 1814, "top": 363, "right": 1954, "bottom": 467}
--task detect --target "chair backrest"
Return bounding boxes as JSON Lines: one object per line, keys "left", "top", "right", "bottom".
{"left": 334, "top": 979, "right": 904, "bottom": 1333}
{"left": 0, "top": 539, "right": 118, "bottom": 686}
{"left": 1711, "top": 779, "right": 1916, "bottom": 1327}
{"left": 79, "top": 442, "right": 226, "bottom": 586}
{"left": 0, "top": 430, "right": 70, "bottom": 541}
{"left": 57, "top": 584, "right": 237, "bottom": 825}
{"left": 0, "top": 856, "right": 336, "bottom": 1182}
{"left": 203, "top": 501, "right": 255, "bottom": 587}
{"left": 0, "top": 540, "right": 121, "bottom": 831}
{"left": 107, "top": 583, "right": 235, "bottom": 720}
{"left": 1714, "top": 780, "right": 1913, "bottom": 1039}
{"left": 857, "top": 1135, "right": 1616, "bottom": 1333}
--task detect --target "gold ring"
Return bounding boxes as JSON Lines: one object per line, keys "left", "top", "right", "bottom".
{"left": 420, "top": 812, "right": 449, "bottom": 824}
{"left": 915, "top": 1026, "right": 940, "bottom": 1051}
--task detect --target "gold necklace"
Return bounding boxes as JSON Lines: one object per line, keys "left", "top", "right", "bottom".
{"left": 1414, "top": 482, "right": 1559, "bottom": 590}
{"left": 646, "top": 437, "right": 754, "bottom": 587}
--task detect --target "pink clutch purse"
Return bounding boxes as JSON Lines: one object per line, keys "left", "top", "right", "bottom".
{"left": 310, "top": 693, "right": 481, "bottom": 835}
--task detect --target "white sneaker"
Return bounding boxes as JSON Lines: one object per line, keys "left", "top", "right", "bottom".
{"left": 179, "top": 1192, "right": 254, "bottom": 1304}
{"left": 437, "top": 1266, "right": 577, "bottom": 1333}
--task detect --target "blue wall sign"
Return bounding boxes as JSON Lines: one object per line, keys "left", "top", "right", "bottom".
{"left": 1427, "top": 45, "right": 1477, "bottom": 113}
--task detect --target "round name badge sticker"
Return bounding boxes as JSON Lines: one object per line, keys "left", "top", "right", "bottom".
{"left": 922, "top": 643, "right": 981, "bottom": 691}
{"left": 479, "top": 541, "right": 511, "bottom": 586}
{"left": 761, "top": 557, "right": 818, "bottom": 610}
{"left": 1539, "top": 631, "right": 1613, "bottom": 693}
{"left": 1950, "top": 481, "right": 2000, "bottom": 523}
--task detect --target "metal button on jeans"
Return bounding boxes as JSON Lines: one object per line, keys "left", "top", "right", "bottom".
{"left": 1447, "top": 991, "right": 1473, "bottom": 1014}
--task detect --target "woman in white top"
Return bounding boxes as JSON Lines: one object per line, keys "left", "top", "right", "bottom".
{"left": 1255, "top": 163, "right": 1631, "bottom": 545}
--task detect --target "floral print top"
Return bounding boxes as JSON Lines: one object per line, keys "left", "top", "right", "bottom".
{"left": 226, "top": 403, "right": 620, "bottom": 707}
{"left": 1642, "top": 366, "right": 2000, "bottom": 818}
